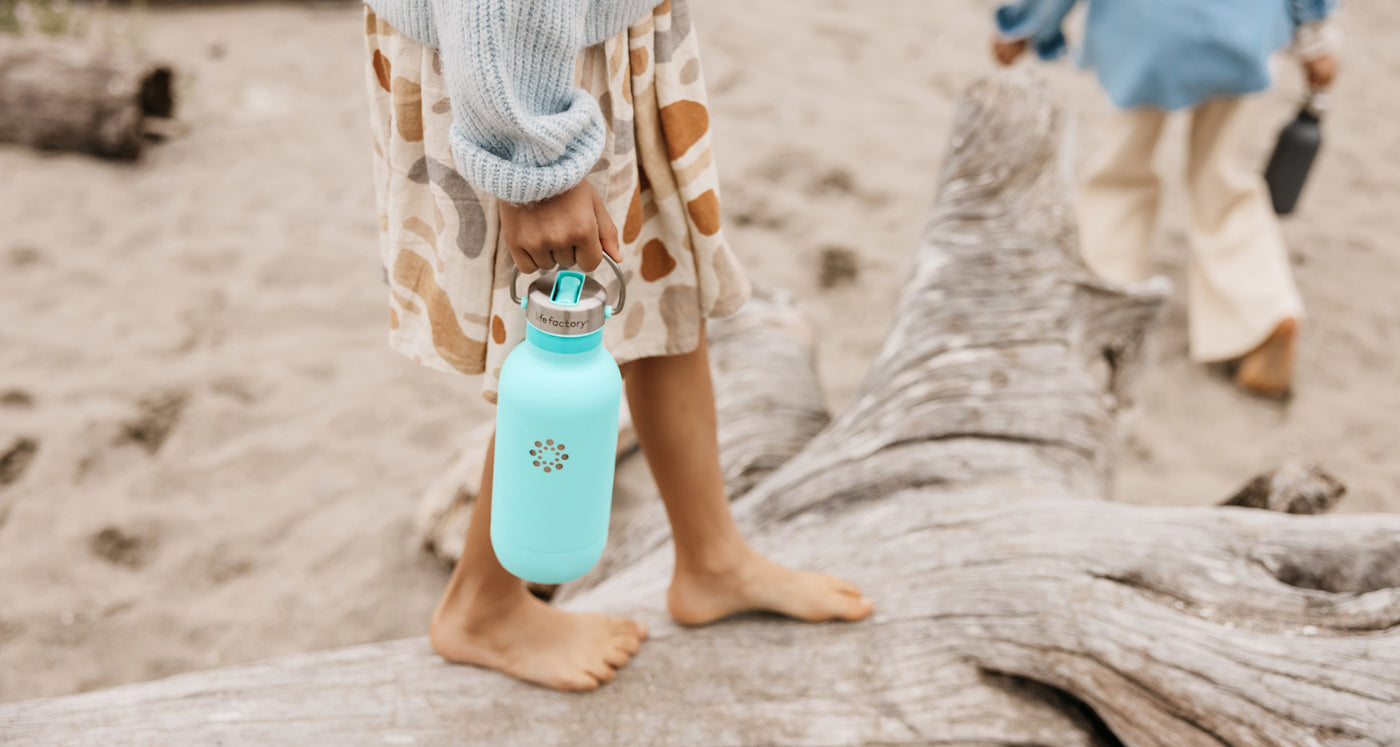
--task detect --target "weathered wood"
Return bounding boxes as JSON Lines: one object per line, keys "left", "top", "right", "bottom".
{"left": 709, "top": 290, "right": 831, "bottom": 498}
{"left": 4, "top": 73, "right": 1399, "bottom": 747}
{"left": 0, "top": 36, "right": 173, "bottom": 159}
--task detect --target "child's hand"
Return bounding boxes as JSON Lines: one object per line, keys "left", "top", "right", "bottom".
{"left": 1304, "top": 54, "right": 1338, "bottom": 90}
{"left": 992, "top": 38, "right": 1028, "bottom": 66}
{"left": 500, "top": 181, "right": 622, "bottom": 274}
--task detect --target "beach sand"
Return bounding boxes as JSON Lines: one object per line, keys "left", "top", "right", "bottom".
{"left": 2, "top": 0, "right": 1398, "bottom": 703}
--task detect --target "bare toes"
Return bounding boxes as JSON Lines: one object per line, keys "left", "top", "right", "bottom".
{"left": 840, "top": 595, "right": 874, "bottom": 620}
{"left": 828, "top": 576, "right": 862, "bottom": 595}
{"left": 559, "top": 673, "right": 600, "bottom": 692}
{"left": 586, "top": 662, "right": 617, "bottom": 684}
{"left": 611, "top": 617, "right": 647, "bottom": 639}
{"left": 604, "top": 643, "right": 635, "bottom": 667}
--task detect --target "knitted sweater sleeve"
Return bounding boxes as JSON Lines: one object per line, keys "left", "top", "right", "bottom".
{"left": 430, "top": 1, "right": 603, "bottom": 204}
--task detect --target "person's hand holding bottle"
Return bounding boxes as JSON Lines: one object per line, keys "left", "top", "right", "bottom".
{"left": 1304, "top": 54, "right": 1338, "bottom": 90}
{"left": 499, "top": 181, "right": 623, "bottom": 274}
{"left": 991, "top": 37, "right": 1028, "bottom": 66}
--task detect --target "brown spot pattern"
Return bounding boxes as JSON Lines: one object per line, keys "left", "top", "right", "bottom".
{"left": 623, "top": 298, "right": 646, "bottom": 340}
{"left": 392, "top": 76, "right": 424, "bottom": 142}
{"left": 680, "top": 58, "right": 700, "bottom": 85}
{"left": 597, "top": 91, "right": 614, "bottom": 132}
{"left": 686, "top": 189, "right": 721, "bottom": 235}
{"left": 389, "top": 306, "right": 399, "bottom": 330}
{"left": 640, "top": 239, "right": 676, "bottom": 281}
{"left": 622, "top": 182, "right": 644, "bottom": 243}
{"left": 658, "top": 100, "right": 708, "bottom": 161}
{"left": 372, "top": 50, "right": 392, "bottom": 92}
{"left": 432, "top": 97, "right": 452, "bottom": 115}
{"left": 403, "top": 217, "right": 438, "bottom": 252}
{"left": 391, "top": 249, "right": 485, "bottom": 374}
{"left": 492, "top": 315, "right": 506, "bottom": 344}
{"left": 659, "top": 285, "right": 699, "bottom": 351}
{"left": 391, "top": 290, "right": 419, "bottom": 315}
{"left": 630, "top": 46, "right": 650, "bottom": 75}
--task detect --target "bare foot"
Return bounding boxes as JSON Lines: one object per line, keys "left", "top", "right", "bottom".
{"left": 1234, "top": 318, "right": 1298, "bottom": 398}
{"left": 430, "top": 587, "right": 647, "bottom": 691}
{"left": 667, "top": 545, "right": 873, "bottom": 626}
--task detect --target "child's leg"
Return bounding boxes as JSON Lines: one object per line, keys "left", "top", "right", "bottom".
{"left": 1183, "top": 96, "right": 1302, "bottom": 391}
{"left": 623, "top": 325, "right": 873, "bottom": 625}
{"left": 429, "top": 435, "right": 648, "bottom": 691}
{"left": 1077, "top": 106, "right": 1168, "bottom": 285}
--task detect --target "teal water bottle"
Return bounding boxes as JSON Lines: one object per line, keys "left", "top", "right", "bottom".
{"left": 491, "top": 256, "right": 627, "bottom": 584}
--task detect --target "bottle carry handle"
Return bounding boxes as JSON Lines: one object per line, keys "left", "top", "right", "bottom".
{"left": 509, "top": 254, "right": 627, "bottom": 316}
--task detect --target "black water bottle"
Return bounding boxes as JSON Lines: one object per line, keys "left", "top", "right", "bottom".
{"left": 1265, "top": 93, "right": 1325, "bottom": 216}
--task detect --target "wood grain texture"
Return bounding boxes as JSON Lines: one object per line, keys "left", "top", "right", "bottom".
{"left": 0, "top": 36, "right": 173, "bottom": 159}
{"left": 4, "top": 74, "right": 1397, "bottom": 747}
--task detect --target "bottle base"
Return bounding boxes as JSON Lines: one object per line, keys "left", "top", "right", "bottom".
{"left": 490, "top": 532, "right": 607, "bottom": 585}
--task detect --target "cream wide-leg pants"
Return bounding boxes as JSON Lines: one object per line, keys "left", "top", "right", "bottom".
{"left": 1077, "top": 96, "right": 1304, "bottom": 362}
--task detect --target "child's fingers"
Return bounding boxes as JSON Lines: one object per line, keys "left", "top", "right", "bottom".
{"left": 552, "top": 245, "right": 577, "bottom": 268}
{"left": 527, "top": 246, "right": 557, "bottom": 271}
{"left": 991, "top": 38, "right": 1026, "bottom": 66}
{"left": 1306, "top": 56, "right": 1337, "bottom": 89}
{"left": 575, "top": 228, "right": 605, "bottom": 273}
{"left": 592, "top": 189, "right": 623, "bottom": 262}
{"left": 510, "top": 246, "right": 540, "bottom": 274}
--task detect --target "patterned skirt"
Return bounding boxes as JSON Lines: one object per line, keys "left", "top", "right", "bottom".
{"left": 363, "top": 0, "right": 749, "bottom": 402}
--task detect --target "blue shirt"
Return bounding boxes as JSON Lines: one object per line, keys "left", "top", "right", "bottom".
{"left": 995, "top": 0, "right": 1337, "bottom": 110}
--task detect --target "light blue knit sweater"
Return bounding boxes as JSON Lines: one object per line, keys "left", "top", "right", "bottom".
{"left": 367, "top": 0, "right": 663, "bottom": 204}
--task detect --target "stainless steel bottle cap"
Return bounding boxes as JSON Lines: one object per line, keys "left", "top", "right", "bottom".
{"left": 510, "top": 255, "right": 627, "bottom": 337}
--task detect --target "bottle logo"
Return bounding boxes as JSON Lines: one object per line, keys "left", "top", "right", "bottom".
{"left": 539, "top": 313, "right": 588, "bottom": 330}
{"left": 530, "top": 440, "right": 568, "bottom": 473}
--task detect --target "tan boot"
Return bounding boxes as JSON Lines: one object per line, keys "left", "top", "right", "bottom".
{"left": 1234, "top": 318, "right": 1298, "bottom": 398}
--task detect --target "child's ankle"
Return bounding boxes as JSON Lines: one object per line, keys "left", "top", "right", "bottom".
{"left": 434, "top": 577, "right": 528, "bottom": 629}
{"left": 674, "top": 533, "right": 751, "bottom": 578}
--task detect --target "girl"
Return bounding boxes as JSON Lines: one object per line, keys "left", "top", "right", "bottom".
{"left": 992, "top": 0, "right": 1340, "bottom": 396}
{"left": 363, "top": 0, "right": 872, "bottom": 692}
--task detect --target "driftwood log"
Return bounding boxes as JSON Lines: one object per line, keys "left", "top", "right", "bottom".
{"left": 0, "top": 36, "right": 173, "bottom": 159}
{"left": 4, "top": 75, "right": 1399, "bottom": 746}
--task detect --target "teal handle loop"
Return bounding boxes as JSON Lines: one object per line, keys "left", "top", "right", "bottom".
{"left": 509, "top": 254, "right": 626, "bottom": 315}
